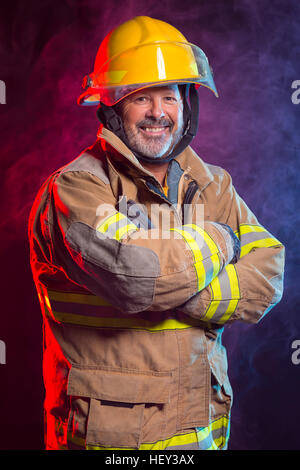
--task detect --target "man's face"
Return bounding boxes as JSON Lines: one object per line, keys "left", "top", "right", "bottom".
{"left": 118, "top": 85, "right": 184, "bottom": 160}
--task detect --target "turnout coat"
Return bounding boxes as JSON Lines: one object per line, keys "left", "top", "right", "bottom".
{"left": 28, "top": 127, "right": 285, "bottom": 450}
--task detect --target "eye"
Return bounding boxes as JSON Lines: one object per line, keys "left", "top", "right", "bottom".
{"left": 134, "top": 96, "right": 150, "bottom": 104}
{"left": 164, "top": 96, "right": 178, "bottom": 103}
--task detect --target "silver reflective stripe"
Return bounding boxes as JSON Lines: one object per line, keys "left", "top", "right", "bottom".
{"left": 196, "top": 415, "right": 230, "bottom": 450}
{"left": 97, "top": 212, "right": 137, "bottom": 240}
{"left": 43, "top": 287, "right": 200, "bottom": 331}
{"left": 210, "top": 300, "right": 232, "bottom": 323}
{"left": 240, "top": 230, "right": 272, "bottom": 245}
{"left": 199, "top": 257, "right": 218, "bottom": 288}
{"left": 182, "top": 225, "right": 216, "bottom": 258}
{"left": 171, "top": 224, "right": 220, "bottom": 292}
{"left": 236, "top": 224, "right": 282, "bottom": 258}
{"left": 164, "top": 441, "right": 199, "bottom": 450}
{"left": 96, "top": 210, "right": 140, "bottom": 241}
{"left": 201, "top": 264, "right": 240, "bottom": 324}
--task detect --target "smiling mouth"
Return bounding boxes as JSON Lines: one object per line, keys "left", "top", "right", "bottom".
{"left": 139, "top": 126, "right": 170, "bottom": 136}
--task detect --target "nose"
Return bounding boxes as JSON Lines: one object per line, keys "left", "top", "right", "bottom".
{"left": 146, "top": 97, "right": 165, "bottom": 120}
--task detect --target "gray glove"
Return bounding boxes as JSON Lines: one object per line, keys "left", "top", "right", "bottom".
{"left": 216, "top": 222, "right": 241, "bottom": 264}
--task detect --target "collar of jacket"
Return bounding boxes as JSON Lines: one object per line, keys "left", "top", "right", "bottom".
{"left": 97, "top": 126, "right": 215, "bottom": 193}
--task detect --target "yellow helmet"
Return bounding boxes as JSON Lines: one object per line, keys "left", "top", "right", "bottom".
{"left": 78, "top": 16, "right": 218, "bottom": 106}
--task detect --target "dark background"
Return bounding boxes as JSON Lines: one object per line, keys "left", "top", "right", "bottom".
{"left": 0, "top": 0, "right": 299, "bottom": 450}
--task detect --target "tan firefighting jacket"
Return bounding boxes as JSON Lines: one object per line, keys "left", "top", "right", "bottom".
{"left": 28, "top": 127, "right": 285, "bottom": 450}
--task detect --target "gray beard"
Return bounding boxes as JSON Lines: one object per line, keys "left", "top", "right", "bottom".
{"left": 123, "top": 120, "right": 184, "bottom": 160}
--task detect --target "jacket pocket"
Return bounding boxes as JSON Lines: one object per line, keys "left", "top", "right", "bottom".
{"left": 67, "top": 366, "right": 171, "bottom": 449}
{"left": 180, "top": 354, "right": 211, "bottom": 428}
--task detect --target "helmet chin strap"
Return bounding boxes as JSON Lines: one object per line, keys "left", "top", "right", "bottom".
{"left": 96, "top": 84, "right": 199, "bottom": 165}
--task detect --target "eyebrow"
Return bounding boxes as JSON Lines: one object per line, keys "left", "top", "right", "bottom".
{"left": 115, "top": 87, "right": 182, "bottom": 113}
{"left": 134, "top": 89, "right": 180, "bottom": 98}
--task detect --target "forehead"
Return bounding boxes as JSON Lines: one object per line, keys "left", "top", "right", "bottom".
{"left": 132, "top": 84, "right": 180, "bottom": 96}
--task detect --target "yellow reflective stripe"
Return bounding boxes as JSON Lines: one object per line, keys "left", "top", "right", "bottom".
{"left": 197, "top": 416, "right": 224, "bottom": 439}
{"left": 234, "top": 224, "right": 282, "bottom": 258}
{"left": 235, "top": 224, "right": 267, "bottom": 236}
{"left": 97, "top": 211, "right": 138, "bottom": 240}
{"left": 207, "top": 441, "right": 220, "bottom": 450}
{"left": 114, "top": 223, "right": 137, "bottom": 241}
{"left": 202, "top": 275, "right": 222, "bottom": 321}
{"left": 196, "top": 426, "right": 209, "bottom": 441}
{"left": 214, "top": 435, "right": 225, "bottom": 448}
{"left": 172, "top": 228, "right": 204, "bottom": 290}
{"left": 172, "top": 228, "right": 203, "bottom": 263}
{"left": 194, "top": 261, "right": 206, "bottom": 291}
{"left": 240, "top": 237, "right": 282, "bottom": 257}
{"left": 219, "top": 299, "right": 239, "bottom": 324}
{"left": 45, "top": 289, "right": 200, "bottom": 331}
{"left": 201, "top": 277, "right": 222, "bottom": 322}
{"left": 216, "top": 264, "right": 240, "bottom": 324}
{"left": 186, "top": 224, "right": 219, "bottom": 255}
{"left": 186, "top": 224, "right": 220, "bottom": 281}
{"left": 45, "top": 309, "right": 196, "bottom": 331}
{"left": 196, "top": 415, "right": 229, "bottom": 450}
{"left": 209, "top": 274, "right": 222, "bottom": 300}
{"left": 202, "top": 300, "right": 220, "bottom": 321}
{"left": 97, "top": 212, "right": 126, "bottom": 233}
{"left": 209, "top": 253, "right": 221, "bottom": 280}
{"left": 193, "top": 254, "right": 221, "bottom": 293}
{"left": 48, "top": 290, "right": 111, "bottom": 306}
{"left": 171, "top": 226, "right": 221, "bottom": 291}
{"left": 202, "top": 264, "right": 240, "bottom": 324}
{"left": 226, "top": 264, "right": 240, "bottom": 299}
{"left": 157, "top": 430, "right": 198, "bottom": 449}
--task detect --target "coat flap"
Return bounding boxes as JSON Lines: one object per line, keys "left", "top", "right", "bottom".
{"left": 67, "top": 366, "right": 171, "bottom": 404}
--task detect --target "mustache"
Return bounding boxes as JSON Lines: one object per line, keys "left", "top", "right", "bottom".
{"left": 137, "top": 118, "right": 173, "bottom": 128}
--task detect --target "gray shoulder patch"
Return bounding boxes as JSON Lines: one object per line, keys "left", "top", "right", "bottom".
{"left": 61, "top": 151, "right": 109, "bottom": 184}
{"left": 64, "top": 221, "right": 160, "bottom": 313}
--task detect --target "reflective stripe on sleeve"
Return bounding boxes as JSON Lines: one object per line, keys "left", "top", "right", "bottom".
{"left": 201, "top": 264, "right": 240, "bottom": 324}
{"left": 97, "top": 211, "right": 138, "bottom": 240}
{"left": 171, "top": 224, "right": 220, "bottom": 291}
{"left": 235, "top": 224, "right": 282, "bottom": 258}
{"left": 201, "top": 224, "right": 281, "bottom": 324}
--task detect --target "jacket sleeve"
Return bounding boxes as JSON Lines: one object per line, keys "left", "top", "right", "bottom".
{"left": 42, "top": 170, "right": 236, "bottom": 314}
{"left": 179, "top": 172, "right": 284, "bottom": 325}
{"left": 177, "top": 171, "right": 285, "bottom": 325}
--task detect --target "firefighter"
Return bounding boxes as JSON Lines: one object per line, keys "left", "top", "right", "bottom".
{"left": 28, "top": 16, "right": 285, "bottom": 450}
